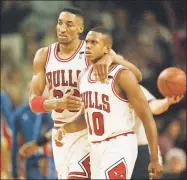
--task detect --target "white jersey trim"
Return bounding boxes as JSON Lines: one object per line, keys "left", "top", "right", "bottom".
{"left": 45, "top": 45, "right": 52, "bottom": 69}
{"left": 87, "top": 64, "right": 119, "bottom": 83}
{"left": 54, "top": 40, "right": 84, "bottom": 62}
{"left": 111, "top": 67, "right": 129, "bottom": 102}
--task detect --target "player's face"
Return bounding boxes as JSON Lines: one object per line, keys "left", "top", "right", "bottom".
{"left": 85, "top": 31, "right": 108, "bottom": 63}
{"left": 56, "top": 12, "right": 83, "bottom": 44}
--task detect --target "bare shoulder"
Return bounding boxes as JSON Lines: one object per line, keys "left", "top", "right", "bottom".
{"left": 117, "top": 68, "right": 138, "bottom": 85}
{"left": 34, "top": 47, "right": 48, "bottom": 64}
{"left": 33, "top": 47, "right": 48, "bottom": 73}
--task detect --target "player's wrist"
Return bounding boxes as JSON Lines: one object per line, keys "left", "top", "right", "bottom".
{"left": 150, "top": 156, "right": 159, "bottom": 162}
{"left": 30, "top": 96, "right": 48, "bottom": 113}
{"left": 59, "top": 125, "right": 67, "bottom": 135}
{"left": 36, "top": 135, "right": 50, "bottom": 146}
{"left": 165, "top": 97, "right": 172, "bottom": 106}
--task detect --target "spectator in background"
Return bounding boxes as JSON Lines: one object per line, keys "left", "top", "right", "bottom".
{"left": 40, "top": 24, "right": 57, "bottom": 47}
{"left": 11, "top": 103, "right": 53, "bottom": 179}
{"left": 100, "top": 12, "right": 115, "bottom": 33}
{"left": 1, "top": 62, "right": 23, "bottom": 108}
{"left": 22, "top": 24, "right": 40, "bottom": 62}
{"left": 1, "top": 1, "right": 32, "bottom": 64}
{"left": 138, "top": 10, "right": 173, "bottom": 46}
{"left": 162, "top": 148, "right": 186, "bottom": 179}
{"left": 159, "top": 120, "right": 181, "bottom": 156}
{"left": 112, "top": 9, "right": 131, "bottom": 52}
{"left": 1, "top": 91, "right": 14, "bottom": 178}
{"left": 175, "top": 108, "right": 187, "bottom": 152}
{"left": 173, "top": 20, "right": 186, "bottom": 73}
{"left": 137, "top": 10, "right": 174, "bottom": 69}
{"left": 137, "top": 10, "right": 176, "bottom": 94}
{"left": 20, "top": 1, "right": 72, "bottom": 35}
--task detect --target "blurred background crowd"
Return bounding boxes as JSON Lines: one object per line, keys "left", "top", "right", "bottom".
{"left": 1, "top": 0, "right": 186, "bottom": 179}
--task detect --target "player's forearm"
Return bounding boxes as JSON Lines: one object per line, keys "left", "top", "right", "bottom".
{"left": 113, "top": 55, "right": 142, "bottom": 82}
{"left": 43, "top": 98, "right": 61, "bottom": 112}
{"left": 63, "top": 113, "right": 87, "bottom": 133}
{"left": 138, "top": 109, "right": 159, "bottom": 161}
{"left": 149, "top": 98, "right": 169, "bottom": 115}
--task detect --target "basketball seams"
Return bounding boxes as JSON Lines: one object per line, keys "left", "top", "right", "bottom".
{"left": 158, "top": 78, "right": 186, "bottom": 87}
{"left": 165, "top": 79, "right": 178, "bottom": 96}
{"left": 158, "top": 71, "right": 186, "bottom": 96}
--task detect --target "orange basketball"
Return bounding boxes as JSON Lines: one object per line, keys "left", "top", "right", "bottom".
{"left": 157, "top": 67, "right": 186, "bottom": 97}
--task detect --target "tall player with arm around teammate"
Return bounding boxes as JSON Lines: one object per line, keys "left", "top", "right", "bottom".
{"left": 29, "top": 7, "right": 142, "bottom": 179}
{"left": 55, "top": 27, "right": 163, "bottom": 179}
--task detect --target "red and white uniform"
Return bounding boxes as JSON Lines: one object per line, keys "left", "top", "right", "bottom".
{"left": 45, "top": 41, "right": 90, "bottom": 179}
{"left": 79, "top": 64, "right": 137, "bottom": 179}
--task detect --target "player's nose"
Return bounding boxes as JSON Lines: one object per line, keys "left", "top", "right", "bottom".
{"left": 59, "top": 26, "right": 66, "bottom": 33}
{"left": 86, "top": 44, "right": 91, "bottom": 49}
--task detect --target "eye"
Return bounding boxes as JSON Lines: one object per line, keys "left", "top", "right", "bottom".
{"left": 92, "top": 40, "right": 97, "bottom": 45}
{"left": 67, "top": 23, "right": 73, "bottom": 27}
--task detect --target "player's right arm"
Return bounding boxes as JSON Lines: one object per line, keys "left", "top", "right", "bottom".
{"left": 29, "top": 48, "right": 83, "bottom": 113}
{"left": 116, "top": 69, "right": 163, "bottom": 179}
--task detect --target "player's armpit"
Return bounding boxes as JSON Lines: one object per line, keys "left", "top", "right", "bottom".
{"left": 117, "top": 70, "right": 160, "bottom": 162}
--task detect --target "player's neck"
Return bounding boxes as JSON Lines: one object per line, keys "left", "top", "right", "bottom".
{"left": 92, "top": 58, "right": 101, "bottom": 64}
{"left": 59, "top": 38, "right": 81, "bottom": 55}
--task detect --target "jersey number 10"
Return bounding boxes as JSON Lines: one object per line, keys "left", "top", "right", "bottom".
{"left": 86, "top": 112, "right": 104, "bottom": 136}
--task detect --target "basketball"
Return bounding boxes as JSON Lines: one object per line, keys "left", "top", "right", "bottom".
{"left": 157, "top": 67, "right": 186, "bottom": 97}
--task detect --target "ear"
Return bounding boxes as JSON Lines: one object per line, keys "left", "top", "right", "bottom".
{"left": 104, "top": 45, "right": 111, "bottom": 54}
{"left": 79, "top": 25, "right": 84, "bottom": 34}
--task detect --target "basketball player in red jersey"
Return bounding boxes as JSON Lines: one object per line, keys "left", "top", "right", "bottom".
{"left": 29, "top": 7, "right": 142, "bottom": 179}
{"left": 55, "top": 27, "right": 163, "bottom": 179}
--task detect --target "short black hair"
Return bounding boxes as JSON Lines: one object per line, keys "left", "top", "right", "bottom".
{"left": 90, "top": 27, "right": 113, "bottom": 45}
{"left": 61, "top": 7, "right": 84, "bottom": 21}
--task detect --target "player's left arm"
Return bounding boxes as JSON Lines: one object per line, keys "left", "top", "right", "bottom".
{"left": 54, "top": 111, "right": 87, "bottom": 147}
{"left": 94, "top": 50, "right": 142, "bottom": 83}
{"left": 149, "top": 96, "right": 184, "bottom": 115}
{"left": 117, "top": 70, "right": 163, "bottom": 179}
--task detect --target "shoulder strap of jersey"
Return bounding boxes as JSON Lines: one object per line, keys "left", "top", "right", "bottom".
{"left": 108, "top": 64, "right": 128, "bottom": 77}
{"left": 45, "top": 42, "right": 57, "bottom": 69}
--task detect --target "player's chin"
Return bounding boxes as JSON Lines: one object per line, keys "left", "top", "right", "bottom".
{"left": 85, "top": 55, "right": 94, "bottom": 62}
{"left": 58, "top": 38, "right": 69, "bottom": 45}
